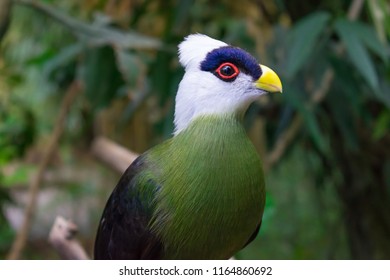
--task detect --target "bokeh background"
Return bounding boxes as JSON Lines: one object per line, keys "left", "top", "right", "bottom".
{"left": 0, "top": 0, "right": 389, "bottom": 260}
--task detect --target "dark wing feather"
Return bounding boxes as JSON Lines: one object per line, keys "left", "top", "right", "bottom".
{"left": 94, "top": 156, "right": 163, "bottom": 259}
{"left": 243, "top": 220, "right": 262, "bottom": 249}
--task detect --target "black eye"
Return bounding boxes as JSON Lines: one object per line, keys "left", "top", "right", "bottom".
{"left": 215, "top": 62, "right": 239, "bottom": 81}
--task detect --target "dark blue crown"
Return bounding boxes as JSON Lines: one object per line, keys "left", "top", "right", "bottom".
{"left": 200, "top": 46, "right": 262, "bottom": 81}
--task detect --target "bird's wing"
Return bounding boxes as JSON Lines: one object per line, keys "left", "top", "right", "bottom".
{"left": 94, "top": 155, "right": 163, "bottom": 259}
{"left": 243, "top": 220, "right": 262, "bottom": 249}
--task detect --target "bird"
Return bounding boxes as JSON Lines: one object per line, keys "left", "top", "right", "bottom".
{"left": 94, "top": 34, "right": 282, "bottom": 260}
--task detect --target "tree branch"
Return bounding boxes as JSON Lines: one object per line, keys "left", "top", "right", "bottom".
{"left": 0, "top": 0, "right": 12, "bottom": 40}
{"left": 48, "top": 216, "right": 89, "bottom": 260}
{"left": 7, "top": 81, "right": 82, "bottom": 260}
{"left": 91, "top": 136, "right": 139, "bottom": 174}
{"left": 12, "top": 0, "right": 162, "bottom": 50}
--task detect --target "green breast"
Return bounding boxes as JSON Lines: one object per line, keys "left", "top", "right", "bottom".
{"left": 146, "top": 115, "right": 265, "bottom": 259}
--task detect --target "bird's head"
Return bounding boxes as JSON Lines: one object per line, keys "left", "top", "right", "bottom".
{"left": 174, "top": 34, "right": 282, "bottom": 134}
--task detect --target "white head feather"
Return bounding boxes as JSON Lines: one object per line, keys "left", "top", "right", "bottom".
{"left": 178, "top": 34, "right": 227, "bottom": 70}
{"left": 174, "top": 34, "right": 265, "bottom": 135}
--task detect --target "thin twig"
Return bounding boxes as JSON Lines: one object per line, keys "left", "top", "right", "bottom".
{"left": 0, "top": 0, "right": 12, "bottom": 40}
{"left": 265, "top": 117, "right": 303, "bottom": 172}
{"left": 265, "top": 0, "right": 365, "bottom": 170}
{"left": 48, "top": 216, "right": 89, "bottom": 260}
{"left": 348, "top": 0, "right": 365, "bottom": 20}
{"left": 7, "top": 81, "right": 82, "bottom": 260}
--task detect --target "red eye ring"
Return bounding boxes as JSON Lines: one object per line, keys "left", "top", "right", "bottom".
{"left": 215, "top": 62, "right": 239, "bottom": 81}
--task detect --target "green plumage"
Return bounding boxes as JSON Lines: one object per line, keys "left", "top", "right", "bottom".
{"left": 138, "top": 114, "right": 265, "bottom": 259}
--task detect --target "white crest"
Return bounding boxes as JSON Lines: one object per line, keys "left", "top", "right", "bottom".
{"left": 178, "top": 34, "right": 227, "bottom": 70}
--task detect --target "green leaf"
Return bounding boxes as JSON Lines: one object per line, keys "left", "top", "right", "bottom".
{"left": 378, "top": 79, "right": 390, "bottom": 108}
{"left": 368, "top": 0, "right": 390, "bottom": 44}
{"left": 43, "top": 43, "right": 83, "bottom": 77}
{"left": 262, "top": 192, "right": 275, "bottom": 228}
{"left": 114, "top": 50, "right": 144, "bottom": 87}
{"left": 355, "top": 22, "right": 388, "bottom": 64}
{"left": 283, "top": 86, "right": 328, "bottom": 154}
{"left": 285, "top": 12, "right": 331, "bottom": 78}
{"left": 334, "top": 19, "right": 380, "bottom": 90}
{"left": 118, "top": 53, "right": 151, "bottom": 121}
{"left": 373, "top": 110, "right": 390, "bottom": 140}
{"left": 337, "top": 20, "right": 388, "bottom": 63}
{"left": 82, "top": 46, "right": 124, "bottom": 110}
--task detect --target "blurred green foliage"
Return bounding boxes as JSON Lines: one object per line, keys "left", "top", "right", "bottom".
{"left": 0, "top": 0, "right": 389, "bottom": 259}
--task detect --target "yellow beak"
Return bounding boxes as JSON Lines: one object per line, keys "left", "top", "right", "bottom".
{"left": 255, "top": 64, "right": 283, "bottom": 93}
